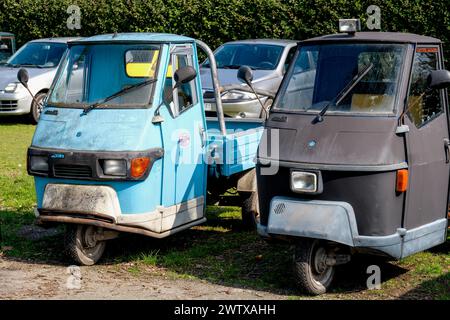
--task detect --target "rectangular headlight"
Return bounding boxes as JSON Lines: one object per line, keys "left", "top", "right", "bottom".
{"left": 101, "top": 159, "right": 127, "bottom": 177}
{"left": 291, "top": 171, "right": 317, "bottom": 193}
{"left": 30, "top": 156, "right": 49, "bottom": 172}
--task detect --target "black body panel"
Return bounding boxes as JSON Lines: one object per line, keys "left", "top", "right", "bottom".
{"left": 257, "top": 165, "right": 405, "bottom": 237}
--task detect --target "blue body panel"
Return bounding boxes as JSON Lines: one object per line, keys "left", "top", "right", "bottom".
{"left": 31, "top": 33, "right": 264, "bottom": 217}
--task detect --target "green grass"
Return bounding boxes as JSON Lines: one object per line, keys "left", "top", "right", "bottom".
{"left": 0, "top": 118, "right": 449, "bottom": 300}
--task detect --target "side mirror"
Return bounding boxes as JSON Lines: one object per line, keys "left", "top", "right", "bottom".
{"left": 237, "top": 65, "right": 253, "bottom": 86}
{"left": 428, "top": 70, "right": 450, "bottom": 90}
{"left": 174, "top": 66, "right": 197, "bottom": 88}
{"left": 17, "top": 68, "right": 29, "bottom": 88}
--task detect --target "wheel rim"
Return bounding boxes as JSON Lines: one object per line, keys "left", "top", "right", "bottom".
{"left": 78, "top": 226, "right": 104, "bottom": 259}
{"left": 311, "top": 243, "right": 333, "bottom": 285}
{"left": 34, "top": 94, "right": 45, "bottom": 120}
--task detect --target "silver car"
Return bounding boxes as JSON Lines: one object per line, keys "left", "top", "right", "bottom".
{"left": 200, "top": 39, "right": 297, "bottom": 118}
{"left": 0, "top": 37, "right": 80, "bottom": 123}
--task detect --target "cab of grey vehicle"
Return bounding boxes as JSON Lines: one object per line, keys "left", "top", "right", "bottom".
{"left": 257, "top": 23, "right": 450, "bottom": 295}
{"left": 0, "top": 32, "right": 16, "bottom": 63}
{"left": 0, "top": 37, "right": 79, "bottom": 123}
{"left": 200, "top": 39, "right": 297, "bottom": 118}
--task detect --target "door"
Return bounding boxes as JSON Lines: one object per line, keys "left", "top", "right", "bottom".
{"left": 157, "top": 44, "right": 208, "bottom": 230}
{"left": 403, "top": 45, "right": 450, "bottom": 230}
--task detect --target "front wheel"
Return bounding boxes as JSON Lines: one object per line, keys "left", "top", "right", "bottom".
{"left": 64, "top": 224, "right": 106, "bottom": 266}
{"left": 293, "top": 239, "right": 335, "bottom": 295}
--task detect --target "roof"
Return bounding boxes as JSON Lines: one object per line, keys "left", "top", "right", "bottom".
{"left": 29, "top": 37, "right": 82, "bottom": 44}
{"left": 223, "top": 39, "right": 298, "bottom": 46}
{"left": 0, "top": 32, "right": 14, "bottom": 37}
{"left": 72, "top": 33, "right": 195, "bottom": 45}
{"left": 302, "top": 32, "right": 441, "bottom": 44}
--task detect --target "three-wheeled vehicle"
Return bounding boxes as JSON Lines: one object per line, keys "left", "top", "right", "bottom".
{"left": 23, "top": 33, "right": 267, "bottom": 265}
{"left": 0, "top": 32, "right": 16, "bottom": 63}
{"left": 256, "top": 20, "right": 450, "bottom": 294}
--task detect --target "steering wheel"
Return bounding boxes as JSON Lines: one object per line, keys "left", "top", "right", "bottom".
{"left": 259, "top": 61, "right": 275, "bottom": 69}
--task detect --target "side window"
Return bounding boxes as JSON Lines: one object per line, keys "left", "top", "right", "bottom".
{"left": 407, "top": 48, "right": 442, "bottom": 127}
{"left": 165, "top": 50, "right": 198, "bottom": 117}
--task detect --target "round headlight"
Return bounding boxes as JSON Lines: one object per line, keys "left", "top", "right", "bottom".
{"left": 4, "top": 82, "right": 18, "bottom": 93}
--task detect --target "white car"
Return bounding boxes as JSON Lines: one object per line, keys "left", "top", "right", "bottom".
{"left": 200, "top": 39, "right": 298, "bottom": 118}
{"left": 0, "top": 37, "right": 80, "bottom": 123}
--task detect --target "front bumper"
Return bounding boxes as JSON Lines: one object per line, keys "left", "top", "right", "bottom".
{"left": 204, "top": 96, "right": 268, "bottom": 118}
{"left": 37, "top": 183, "right": 206, "bottom": 237}
{"left": 0, "top": 91, "right": 32, "bottom": 115}
{"left": 259, "top": 196, "right": 448, "bottom": 259}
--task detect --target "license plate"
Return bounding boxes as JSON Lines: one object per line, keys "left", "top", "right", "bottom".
{"left": 204, "top": 103, "right": 214, "bottom": 111}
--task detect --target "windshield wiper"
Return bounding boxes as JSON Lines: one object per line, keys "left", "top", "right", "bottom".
{"left": 82, "top": 78, "right": 158, "bottom": 115}
{"left": 18, "top": 63, "right": 44, "bottom": 68}
{"left": 313, "top": 63, "right": 373, "bottom": 123}
{"left": 221, "top": 64, "right": 242, "bottom": 69}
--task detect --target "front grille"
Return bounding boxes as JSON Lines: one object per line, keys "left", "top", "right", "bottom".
{"left": 0, "top": 100, "right": 18, "bottom": 111}
{"left": 54, "top": 164, "right": 92, "bottom": 178}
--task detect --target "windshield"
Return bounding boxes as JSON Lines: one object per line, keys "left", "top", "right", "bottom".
{"left": 203, "top": 43, "right": 284, "bottom": 70}
{"left": 48, "top": 44, "right": 161, "bottom": 108}
{"left": 275, "top": 43, "right": 407, "bottom": 114}
{"left": 0, "top": 37, "right": 14, "bottom": 63}
{"left": 7, "top": 42, "right": 67, "bottom": 68}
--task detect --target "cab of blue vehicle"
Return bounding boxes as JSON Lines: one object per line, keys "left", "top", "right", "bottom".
{"left": 24, "top": 33, "right": 223, "bottom": 265}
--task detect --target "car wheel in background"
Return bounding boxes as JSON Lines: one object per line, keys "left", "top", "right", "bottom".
{"left": 30, "top": 92, "right": 47, "bottom": 124}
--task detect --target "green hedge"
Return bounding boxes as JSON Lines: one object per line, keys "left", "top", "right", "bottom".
{"left": 0, "top": 0, "right": 449, "bottom": 59}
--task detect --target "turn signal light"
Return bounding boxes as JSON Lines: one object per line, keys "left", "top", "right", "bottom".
{"left": 396, "top": 169, "right": 408, "bottom": 193}
{"left": 130, "top": 157, "right": 150, "bottom": 178}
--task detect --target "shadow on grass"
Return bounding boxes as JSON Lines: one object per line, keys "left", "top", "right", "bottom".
{"left": 0, "top": 206, "right": 440, "bottom": 298}
{"left": 399, "top": 273, "right": 450, "bottom": 300}
{"left": 0, "top": 115, "right": 33, "bottom": 126}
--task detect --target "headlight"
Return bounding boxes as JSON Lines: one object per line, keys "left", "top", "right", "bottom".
{"left": 101, "top": 159, "right": 127, "bottom": 177}
{"left": 30, "top": 156, "right": 49, "bottom": 172}
{"left": 4, "top": 82, "right": 18, "bottom": 93}
{"left": 221, "top": 90, "right": 256, "bottom": 101}
{"left": 291, "top": 171, "right": 317, "bottom": 193}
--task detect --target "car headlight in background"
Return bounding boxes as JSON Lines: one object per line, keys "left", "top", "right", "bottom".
{"left": 221, "top": 90, "right": 257, "bottom": 101}
{"left": 101, "top": 159, "right": 127, "bottom": 177}
{"left": 291, "top": 171, "right": 318, "bottom": 193}
{"left": 4, "top": 82, "right": 18, "bottom": 93}
{"left": 29, "top": 156, "right": 49, "bottom": 172}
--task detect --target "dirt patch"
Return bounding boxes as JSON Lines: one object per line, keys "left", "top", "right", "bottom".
{"left": 0, "top": 258, "right": 284, "bottom": 300}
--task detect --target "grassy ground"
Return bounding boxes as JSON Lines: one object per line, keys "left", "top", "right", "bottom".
{"left": 0, "top": 117, "right": 449, "bottom": 299}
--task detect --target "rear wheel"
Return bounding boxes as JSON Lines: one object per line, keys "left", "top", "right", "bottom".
{"left": 30, "top": 92, "right": 47, "bottom": 124}
{"left": 64, "top": 224, "right": 106, "bottom": 266}
{"left": 293, "top": 239, "right": 335, "bottom": 295}
{"left": 241, "top": 191, "right": 260, "bottom": 230}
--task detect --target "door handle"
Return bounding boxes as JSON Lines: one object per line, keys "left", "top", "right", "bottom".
{"left": 199, "top": 125, "right": 206, "bottom": 148}
{"left": 444, "top": 139, "right": 450, "bottom": 163}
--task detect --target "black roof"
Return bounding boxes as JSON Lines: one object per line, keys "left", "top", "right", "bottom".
{"left": 301, "top": 32, "right": 441, "bottom": 45}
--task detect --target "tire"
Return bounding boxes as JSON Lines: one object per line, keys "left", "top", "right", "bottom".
{"left": 241, "top": 191, "right": 260, "bottom": 230}
{"left": 293, "top": 239, "right": 335, "bottom": 295}
{"left": 64, "top": 224, "right": 106, "bottom": 266}
{"left": 30, "top": 92, "right": 47, "bottom": 124}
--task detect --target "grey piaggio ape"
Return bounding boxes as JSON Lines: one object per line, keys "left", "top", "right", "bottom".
{"left": 255, "top": 19, "right": 450, "bottom": 295}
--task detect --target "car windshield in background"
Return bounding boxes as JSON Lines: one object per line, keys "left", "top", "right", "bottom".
{"left": 203, "top": 44, "right": 284, "bottom": 70}
{"left": 0, "top": 37, "right": 14, "bottom": 63}
{"left": 7, "top": 42, "right": 67, "bottom": 68}
{"left": 276, "top": 43, "right": 407, "bottom": 114}
{"left": 48, "top": 44, "right": 161, "bottom": 108}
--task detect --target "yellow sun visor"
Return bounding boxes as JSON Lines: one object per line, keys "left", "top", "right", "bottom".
{"left": 126, "top": 50, "right": 160, "bottom": 78}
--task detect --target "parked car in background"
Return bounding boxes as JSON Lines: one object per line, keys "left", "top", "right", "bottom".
{"left": 0, "top": 32, "right": 16, "bottom": 63}
{"left": 200, "top": 39, "right": 297, "bottom": 118}
{"left": 0, "top": 37, "right": 80, "bottom": 123}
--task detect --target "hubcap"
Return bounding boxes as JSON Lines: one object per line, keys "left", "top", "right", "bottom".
{"left": 82, "top": 226, "right": 98, "bottom": 248}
